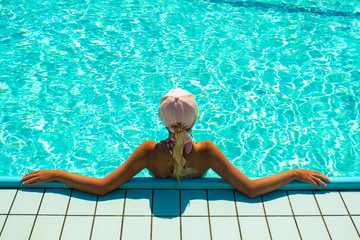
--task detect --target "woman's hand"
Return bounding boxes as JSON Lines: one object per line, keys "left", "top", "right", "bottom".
{"left": 293, "top": 169, "right": 331, "bottom": 188}
{"left": 20, "top": 170, "right": 58, "bottom": 186}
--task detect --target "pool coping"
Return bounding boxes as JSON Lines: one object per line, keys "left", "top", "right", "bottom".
{"left": 1, "top": 176, "right": 360, "bottom": 190}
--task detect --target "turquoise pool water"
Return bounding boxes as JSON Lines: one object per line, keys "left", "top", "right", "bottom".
{"left": 0, "top": 0, "right": 359, "bottom": 178}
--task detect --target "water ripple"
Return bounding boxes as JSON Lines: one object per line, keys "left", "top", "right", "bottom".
{"left": 0, "top": 0, "right": 359, "bottom": 178}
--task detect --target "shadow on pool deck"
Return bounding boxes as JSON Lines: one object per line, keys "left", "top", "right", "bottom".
{"left": 1, "top": 188, "right": 360, "bottom": 239}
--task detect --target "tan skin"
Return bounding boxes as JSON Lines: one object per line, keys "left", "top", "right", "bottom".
{"left": 21, "top": 138, "right": 330, "bottom": 198}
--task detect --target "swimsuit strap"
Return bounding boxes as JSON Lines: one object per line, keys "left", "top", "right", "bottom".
{"left": 160, "top": 139, "right": 176, "bottom": 155}
{"left": 160, "top": 138, "right": 197, "bottom": 156}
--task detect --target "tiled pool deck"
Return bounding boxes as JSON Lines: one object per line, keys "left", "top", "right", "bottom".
{"left": 0, "top": 188, "right": 360, "bottom": 240}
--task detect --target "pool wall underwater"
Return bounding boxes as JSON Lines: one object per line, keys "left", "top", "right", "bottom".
{"left": 1, "top": 176, "right": 360, "bottom": 190}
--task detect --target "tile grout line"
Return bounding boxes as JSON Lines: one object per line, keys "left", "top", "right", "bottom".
{"left": 7, "top": 212, "right": 350, "bottom": 217}
{"left": 286, "top": 191, "right": 302, "bottom": 240}
{"left": 58, "top": 188, "right": 73, "bottom": 240}
{"left": 28, "top": 188, "right": 46, "bottom": 240}
{"left": 9, "top": 212, "right": 344, "bottom": 217}
{"left": 261, "top": 195, "right": 273, "bottom": 240}
{"left": 312, "top": 191, "right": 332, "bottom": 240}
{"left": 206, "top": 190, "right": 213, "bottom": 240}
{"left": 179, "top": 190, "right": 182, "bottom": 240}
{"left": 150, "top": 190, "right": 154, "bottom": 240}
{"left": 119, "top": 190, "right": 127, "bottom": 240}
{"left": 89, "top": 194, "right": 99, "bottom": 240}
{"left": 232, "top": 190, "right": 242, "bottom": 240}
{"left": 0, "top": 189, "right": 19, "bottom": 237}
{"left": 338, "top": 191, "right": 360, "bottom": 237}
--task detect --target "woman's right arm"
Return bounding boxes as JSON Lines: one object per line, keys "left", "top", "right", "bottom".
{"left": 203, "top": 140, "right": 330, "bottom": 198}
{"left": 21, "top": 170, "right": 107, "bottom": 195}
{"left": 21, "top": 140, "right": 156, "bottom": 195}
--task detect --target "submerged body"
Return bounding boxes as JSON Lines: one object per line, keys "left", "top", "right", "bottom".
{"left": 21, "top": 139, "right": 329, "bottom": 198}
{"left": 21, "top": 89, "right": 330, "bottom": 198}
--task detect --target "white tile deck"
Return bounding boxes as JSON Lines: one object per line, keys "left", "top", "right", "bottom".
{"left": 1, "top": 215, "right": 35, "bottom": 240}
{"left": 96, "top": 190, "right": 125, "bottom": 216}
{"left": 288, "top": 190, "right": 320, "bottom": 215}
{"left": 61, "top": 216, "right": 93, "bottom": 240}
{"left": 0, "top": 188, "right": 359, "bottom": 240}
{"left": 235, "top": 192, "right": 264, "bottom": 216}
{"left": 0, "top": 189, "right": 16, "bottom": 214}
{"left": 152, "top": 217, "right": 180, "bottom": 240}
{"left": 262, "top": 190, "right": 292, "bottom": 216}
{"left": 295, "top": 216, "right": 330, "bottom": 240}
{"left": 324, "top": 216, "right": 359, "bottom": 240}
{"left": 121, "top": 216, "right": 151, "bottom": 240}
{"left": 208, "top": 190, "right": 237, "bottom": 216}
{"left": 30, "top": 215, "right": 65, "bottom": 240}
{"left": 39, "top": 189, "right": 71, "bottom": 215}
{"left": 210, "top": 216, "right": 241, "bottom": 240}
{"left": 10, "top": 189, "right": 43, "bottom": 215}
{"left": 123, "top": 190, "right": 152, "bottom": 216}
{"left": 182, "top": 216, "right": 211, "bottom": 240}
{"left": 181, "top": 190, "right": 208, "bottom": 216}
{"left": 67, "top": 191, "right": 97, "bottom": 216}
{"left": 267, "top": 216, "right": 300, "bottom": 240}
{"left": 314, "top": 191, "right": 348, "bottom": 215}
{"left": 340, "top": 191, "right": 360, "bottom": 215}
{"left": 91, "top": 216, "right": 122, "bottom": 240}
{"left": 238, "top": 216, "right": 270, "bottom": 240}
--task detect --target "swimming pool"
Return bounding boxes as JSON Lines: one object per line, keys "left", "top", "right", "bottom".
{"left": 1, "top": 0, "right": 359, "bottom": 179}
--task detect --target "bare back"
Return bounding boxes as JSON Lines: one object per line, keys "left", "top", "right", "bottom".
{"left": 146, "top": 140, "right": 210, "bottom": 178}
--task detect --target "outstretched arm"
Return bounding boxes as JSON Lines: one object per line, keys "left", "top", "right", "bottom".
{"left": 20, "top": 141, "right": 155, "bottom": 195}
{"left": 204, "top": 141, "right": 330, "bottom": 198}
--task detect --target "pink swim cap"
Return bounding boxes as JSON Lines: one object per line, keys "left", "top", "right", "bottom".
{"left": 158, "top": 89, "right": 198, "bottom": 153}
{"left": 158, "top": 88, "right": 198, "bottom": 129}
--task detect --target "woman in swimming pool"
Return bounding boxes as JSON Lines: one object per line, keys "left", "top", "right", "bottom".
{"left": 21, "top": 88, "right": 330, "bottom": 198}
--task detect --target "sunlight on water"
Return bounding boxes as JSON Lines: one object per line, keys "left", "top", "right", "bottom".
{"left": 0, "top": 0, "right": 359, "bottom": 177}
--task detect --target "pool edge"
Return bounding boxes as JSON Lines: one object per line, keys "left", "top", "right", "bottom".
{"left": 1, "top": 176, "right": 360, "bottom": 190}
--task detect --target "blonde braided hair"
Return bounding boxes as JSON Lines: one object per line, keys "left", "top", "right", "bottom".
{"left": 172, "top": 122, "right": 198, "bottom": 183}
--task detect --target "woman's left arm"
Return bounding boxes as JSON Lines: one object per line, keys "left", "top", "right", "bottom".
{"left": 20, "top": 141, "right": 155, "bottom": 195}
{"left": 204, "top": 140, "right": 330, "bottom": 198}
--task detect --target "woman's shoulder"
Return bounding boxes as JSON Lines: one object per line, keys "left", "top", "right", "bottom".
{"left": 193, "top": 140, "right": 217, "bottom": 150}
{"left": 190, "top": 140, "right": 220, "bottom": 159}
{"left": 141, "top": 139, "right": 217, "bottom": 151}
